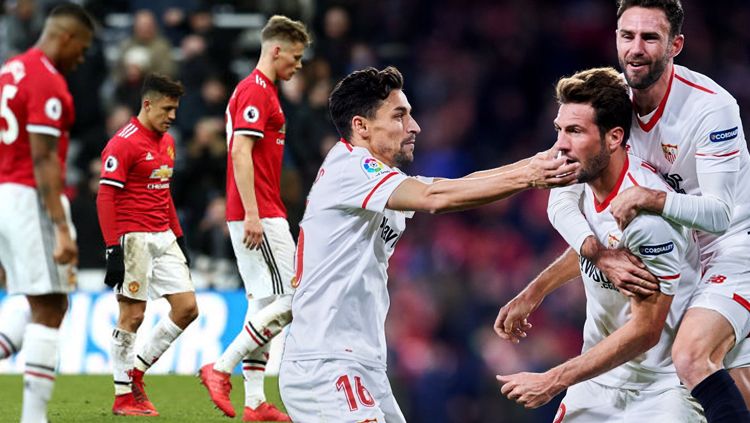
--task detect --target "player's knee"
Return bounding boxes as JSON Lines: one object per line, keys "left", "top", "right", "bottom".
{"left": 118, "top": 311, "right": 145, "bottom": 332}
{"left": 172, "top": 301, "right": 199, "bottom": 328}
{"left": 673, "top": 346, "right": 714, "bottom": 387}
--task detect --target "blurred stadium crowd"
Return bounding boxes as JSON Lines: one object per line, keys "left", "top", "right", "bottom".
{"left": 1, "top": 0, "right": 749, "bottom": 421}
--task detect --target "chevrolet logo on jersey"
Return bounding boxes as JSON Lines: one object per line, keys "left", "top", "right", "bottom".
{"left": 150, "top": 165, "right": 173, "bottom": 181}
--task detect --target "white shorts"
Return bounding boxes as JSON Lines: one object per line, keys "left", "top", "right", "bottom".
{"left": 228, "top": 217, "right": 295, "bottom": 299}
{"left": 0, "top": 183, "right": 77, "bottom": 295}
{"left": 279, "top": 359, "right": 405, "bottom": 423}
{"left": 556, "top": 380, "right": 705, "bottom": 423}
{"left": 115, "top": 230, "right": 192, "bottom": 301}
{"left": 689, "top": 248, "right": 750, "bottom": 368}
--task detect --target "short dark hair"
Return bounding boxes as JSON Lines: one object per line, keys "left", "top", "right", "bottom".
{"left": 329, "top": 66, "right": 404, "bottom": 140}
{"left": 141, "top": 74, "right": 184, "bottom": 99}
{"left": 49, "top": 3, "right": 95, "bottom": 31}
{"left": 617, "top": 0, "right": 684, "bottom": 38}
{"left": 261, "top": 15, "right": 311, "bottom": 45}
{"left": 555, "top": 67, "right": 632, "bottom": 145}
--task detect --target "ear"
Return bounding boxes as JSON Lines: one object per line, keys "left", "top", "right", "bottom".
{"left": 352, "top": 116, "right": 368, "bottom": 138}
{"left": 670, "top": 34, "right": 684, "bottom": 59}
{"left": 142, "top": 98, "right": 151, "bottom": 112}
{"left": 272, "top": 44, "right": 282, "bottom": 58}
{"left": 607, "top": 127, "right": 625, "bottom": 151}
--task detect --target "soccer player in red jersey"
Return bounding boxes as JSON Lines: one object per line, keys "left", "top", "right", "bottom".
{"left": 198, "top": 15, "right": 310, "bottom": 421}
{"left": 97, "top": 74, "right": 198, "bottom": 417}
{"left": 0, "top": 4, "right": 93, "bottom": 422}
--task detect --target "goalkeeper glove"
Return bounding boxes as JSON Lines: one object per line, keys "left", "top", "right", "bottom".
{"left": 176, "top": 236, "right": 191, "bottom": 267}
{"left": 104, "top": 245, "right": 125, "bottom": 289}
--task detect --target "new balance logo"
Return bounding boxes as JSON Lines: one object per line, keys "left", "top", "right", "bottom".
{"left": 255, "top": 75, "right": 267, "bottom": 89}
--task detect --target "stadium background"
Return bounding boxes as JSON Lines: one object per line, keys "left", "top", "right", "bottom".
{"left": 1, "top": 0, "right": 749, "bottom": 421}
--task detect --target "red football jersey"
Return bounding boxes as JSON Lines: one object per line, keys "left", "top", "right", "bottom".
{"left": 0, "top": 48, "right": 74, "bottom": 187}
{"left": 225, "top": 68, "right": 287, "bottom": 221}
{"left": 99, "top": 118, "right": 176, "bottom": 237}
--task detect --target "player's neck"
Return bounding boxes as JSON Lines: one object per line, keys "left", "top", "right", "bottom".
{"left": 136, "top": 113, "right": 162, "bottom": 136}
{"left": 34, "top": 39, "right": 60, "bottom": 69}
{"left": 589, "top": 151, "right": 627, "bottom": 204}
{"left": 631, "top": 62, "right": 674, "bottom": 116}
{"left": 255, "top": 55, "right": 277, "bottom": 82}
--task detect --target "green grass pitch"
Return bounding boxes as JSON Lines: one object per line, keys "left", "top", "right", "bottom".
{"left": 0, "top": 374, "right": 287, "bottom": 422}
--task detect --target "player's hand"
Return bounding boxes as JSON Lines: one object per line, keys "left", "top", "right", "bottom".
{"left": 527, "top": 151, "right": 579, "bottom": 189}
{"left": 242, "top": 215, "right": 263, "bottom": 250}
{"left": 176, "top": 236, "right": 191, "bottom": 267}
{"left": 610, "top": 186, "right": 646, "bottom": 229}
{"left": 497, "top": 370, "right": 566, "bottom": 409}
{"left": 53, "top": 223, "right": 78, "bottom": 265}
{"left": 494, "top": 291, "right": 540, "bottom": 343}
{"left": 104, "top": 245, "right": 125, "bottom": 289}
{"left": 594, "top": 247, "right": 659, "bottom": 297}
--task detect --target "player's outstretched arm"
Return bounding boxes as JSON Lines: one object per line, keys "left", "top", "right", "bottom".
{"left": 29, "top": 132, "right": 77, "bottom": 265}
{"left": 495, "top": 247, "right": 580, "bottom": 343}
{"left": 231, "top": 133, "right": 264, "bottom": 250}
{"left": 498, "top": 290, "right": 673, "bottom": 409}
{"left": 386, "top": 152, "right": 579, "bottom": 213}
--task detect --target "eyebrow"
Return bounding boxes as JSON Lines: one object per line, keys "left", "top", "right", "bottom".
{"left": 393, "top": 106, "right": 409, "bottom": 114}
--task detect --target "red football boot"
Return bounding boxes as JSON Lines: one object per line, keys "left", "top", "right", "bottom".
{"left": 242, "top": 402, "right": 292, "bottom": 422}
{"left": 129, "top": 368, "right": 158, "bottom": 415}
{"left": 198, "top": 363, "right": 235, "bottom": 417}
{"left": 112, "top": 392, "right": 158, "bottom": 416}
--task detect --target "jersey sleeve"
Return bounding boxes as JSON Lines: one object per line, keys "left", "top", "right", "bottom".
{"left": 547, "top": 184, "right": 594, "bottom": 254}
{"left": 99, "top": 138, "right": 132, "bottom": 188}
{"left": 231, "top": 83, "right": 270, "bottom": 139}
{"left": 24, "top": 76, "right": 68, "bottom": 137}
{"left": 622, "top": 214, "right": 685, "bottom": 296}
{"left": 338, "top": 155, "right": 409, "bottom": 213}
{"left": 694, "top": 103, "right": 744, "bottom": 173}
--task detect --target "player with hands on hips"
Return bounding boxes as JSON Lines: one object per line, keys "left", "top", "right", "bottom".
{"left": 97, "top": 74, "right": 198, "bottom": 417}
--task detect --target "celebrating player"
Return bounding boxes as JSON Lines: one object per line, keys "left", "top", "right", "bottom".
{"left": 277, "top": 66, "right": 580, "bottom": 422}
{"left": 503, "top": 1, "right": 750, "bottom": 421}
{"left": 97, "top": 74, "right": 198, "bottom": 417}
{"left": 497, "top": 67, "right": 705, "bottom": 422}
{"left": 198, "top": 15, "right": 310, "bottom": 422}
{"left": 0, "top": 4, "right": 93, "bottom": 422}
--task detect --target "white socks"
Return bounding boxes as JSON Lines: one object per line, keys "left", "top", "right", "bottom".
{"left": 135, "top": 317, "right": 183, "bottom": 372}
{"left": 111, "top": 328, "right": 136, "bottom": 395}
{"left": 21, "top": 323, "right": 59, "bottom": 423}
{"left": 214, "top": 295, "right": 292, "bottom": 374}
{"left": 0, "top": 297, "right": 29, "bottom": 359}
{"left": 242, "top": 343, "right": 270, "bottom": 409}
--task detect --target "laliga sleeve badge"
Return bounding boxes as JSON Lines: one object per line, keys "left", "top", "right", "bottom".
{"left": 361, "top": 157, "right": 390, "bottom": 179}
{"left": 243, "top": 105, "right": 260, "bottom": 123}
{"left": 104, "top": 155, "right": 118, "bottom": 172}
{"left": 127, "top": 281, "right": 140, "bottom": 294}
{"left": 44, "top": 97, "right": 62, "bottom": 121}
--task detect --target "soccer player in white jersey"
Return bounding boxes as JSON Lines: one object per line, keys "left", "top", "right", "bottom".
{"left": 500, "top": 1, "right": 750, "bottom": 421}
{"left": 497, "top": 67, "right": 705, "bottom": 422}
{"left": 278, "top": 66, "right": 581, "bottom": 422}
{"left": 0, "top": 4, "right": 93, "bottom": 422}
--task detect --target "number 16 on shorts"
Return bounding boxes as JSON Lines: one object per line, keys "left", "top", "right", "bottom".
{"left": 336, "top": 374, "right": 376, "bottom": 411}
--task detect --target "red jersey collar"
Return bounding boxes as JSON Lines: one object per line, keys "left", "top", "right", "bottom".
{"left": 29, "top": 47, "right": 60, "bottom": 74}
{"left": 594, "top": 154, "right": 630, "bottom": 213}
{"left": 340, "top": 138, "right": 353, "bottom": 152}
{"left": 634, "top": 66, "right": 674, "bottom": 132}
{"left": 130, "top": 117, "right": 163, "bottom": 142}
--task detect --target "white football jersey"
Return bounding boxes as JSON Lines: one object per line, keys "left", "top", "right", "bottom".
{"left": 576, "top": 155, "right": 701, "bottom": 390}
{"left": 626, "top": 65, "right": 750, "bottom": 254}
{"left": 282, "top": 140, "right": 417, "bottom": 369}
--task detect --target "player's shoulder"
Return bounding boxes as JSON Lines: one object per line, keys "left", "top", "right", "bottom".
{"left": 673, "top": 65, "right": 736, "bottom": 110}
{"left": 236, "top": 70, "right": 273, "bottom": 96}
{"left": 625, "top": 155, "right": 673, "bottom": 192}
{"left": 2, "top": 49, "right": 66, "bottom": 90}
